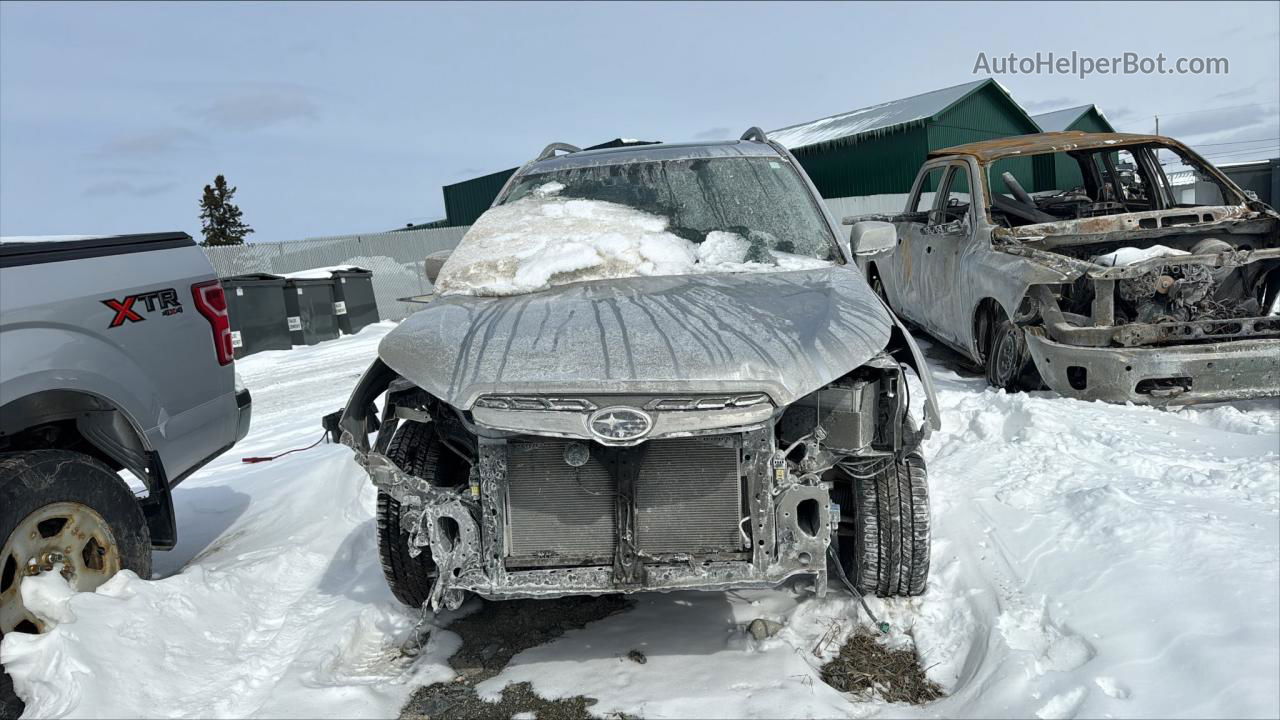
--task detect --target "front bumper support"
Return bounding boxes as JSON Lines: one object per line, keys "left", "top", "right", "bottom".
{"left": 1024, "top": 333, "right": 1280, "bottom": 405}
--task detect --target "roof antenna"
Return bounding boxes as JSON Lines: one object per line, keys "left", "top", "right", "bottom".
{"left": 740, "top": 127, "right": 768, "bottom": 143}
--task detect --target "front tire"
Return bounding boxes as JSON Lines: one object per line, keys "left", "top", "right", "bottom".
{"left": 375, "top": 422, "right": 443, "bottom": 608}
{"left": 985, "top": 319, "right": 1038, "bottom": 392}
{"left": 835, "top": 451, "right": 930, "bottom": 597}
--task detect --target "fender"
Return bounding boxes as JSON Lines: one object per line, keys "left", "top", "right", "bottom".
{"left": 885, "top": 308, "right": 942, "bottom": 432}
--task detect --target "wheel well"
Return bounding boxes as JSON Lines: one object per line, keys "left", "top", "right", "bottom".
{"left": 972, "top": 298, "right": 1009, "bottom": 363}
{"left": 0, "top": 390, "right": 151, "bottom": 482}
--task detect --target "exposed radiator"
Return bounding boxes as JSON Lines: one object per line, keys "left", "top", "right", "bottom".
{"left": 504, "top": 438, "right": 744, "bottom": 567}
{"left": 505, "top": 442, "right": 616, "bottom": 562}
{"left": 635, "top": 438, "right": 743, "bottom": 555}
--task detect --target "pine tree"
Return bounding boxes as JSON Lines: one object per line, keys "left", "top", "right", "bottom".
{"left": 198, "top": 175, "right": 254, "bottom": 246}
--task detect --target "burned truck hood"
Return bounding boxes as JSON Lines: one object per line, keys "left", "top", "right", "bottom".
{"left": 378, "top": 267, "right": 893, "bottom": 409}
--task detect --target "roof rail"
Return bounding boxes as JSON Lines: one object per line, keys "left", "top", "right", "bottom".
{"left": 536, "top": 142, "right": 583, "bottom": 161}
{"left": 740, "top": 127, "right": 768, "bottom": 143}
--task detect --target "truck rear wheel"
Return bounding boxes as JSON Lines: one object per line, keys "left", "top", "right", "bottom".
{"left": 375, "top": 422, "right": 442, "bottom": 608}
{"left": 1, "top": 450, "right": 152, "bottom": 713}
{"left": 834, "top": 451, "right": 930, "bottom": 597}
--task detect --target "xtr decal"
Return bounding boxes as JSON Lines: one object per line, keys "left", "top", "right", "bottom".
{"left": 103, "top": 288, "right": 183, "bottom": 327}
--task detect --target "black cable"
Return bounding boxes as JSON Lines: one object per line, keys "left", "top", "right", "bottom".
{"left": 241, "top": 431, "right": 328, "bottom": 464}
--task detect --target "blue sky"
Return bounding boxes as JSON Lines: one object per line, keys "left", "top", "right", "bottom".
{"left": 1, "top": 1, "right": 1277, "bottom": 240}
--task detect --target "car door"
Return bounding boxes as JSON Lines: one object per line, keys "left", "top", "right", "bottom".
{"left": 886, "top": 165, "right": 947, "bottom": 325}
{"left": 919, "top": 162, "right": 977, "bottom": 345}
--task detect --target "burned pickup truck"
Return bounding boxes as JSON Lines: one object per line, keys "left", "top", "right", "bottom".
{"left": 853, "top": 131, "right": 1279, "bottom": 404}
{"left": 337, "top": 130, "right": 941, "bottom": 611}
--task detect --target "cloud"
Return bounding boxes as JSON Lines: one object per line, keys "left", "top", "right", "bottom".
{"left": 92, "top": 128, "right": 200, "bottom": 158}
{"left": 83, "top": 179, "right": 178, "bottom": 198}
{"left": 193, "top": 86, "right": 320, "bottom": 131}
{"left": 1161, "top": 104, "right": 1272, "bottom": 138}
{"left": 1211, "top": 83, "right": 1260, "bottom": 102}
{"left": 1021, "top": 97, "right": 1078, "bottom": 113}
{"left": 693, "top": 126, "right": 730, "bottom": 140}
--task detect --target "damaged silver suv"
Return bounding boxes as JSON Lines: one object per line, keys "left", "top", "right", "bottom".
{"left": 337, "top": 129, "right": 941, "bottom": 611}
{"left": 857, "top": 132, "right": 1279, "bottom": 405}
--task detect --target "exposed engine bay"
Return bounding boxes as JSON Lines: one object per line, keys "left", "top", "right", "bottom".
{"left": 1065, "top": 238, "right": 1276, "bottom": 327}
{"left": 338, "top": 354, "right": 921, "bottom": 611}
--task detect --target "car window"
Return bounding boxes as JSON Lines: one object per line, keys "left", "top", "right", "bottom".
{"left": 1158, "top": 145, "right": 1234, "bottom": 207}
{"left": 504, "top": 157, "right": 838, "bottom": 262}
{"left": 941, "top": 165, "right": 971, "bottom": 221}
{"left": 911, "top": 167, "right": 945, "bottom": 214}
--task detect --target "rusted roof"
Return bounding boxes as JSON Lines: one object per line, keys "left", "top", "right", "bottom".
{"left": 930, "top": 131, "right": 1185, "bottom": 162}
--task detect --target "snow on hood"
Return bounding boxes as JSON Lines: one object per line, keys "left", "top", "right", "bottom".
{"left": 379, "top": 266, "right": 891, "bottom": 409}
{"left": 433, "top": 190, "right": 833, "bottom": 297}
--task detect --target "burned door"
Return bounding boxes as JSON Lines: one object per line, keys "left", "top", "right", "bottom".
{"left": 920, "top": 162, "right": 977, "bottom": 345}
{"left": 888, "top": 165, "right": 948, "bottom": 325}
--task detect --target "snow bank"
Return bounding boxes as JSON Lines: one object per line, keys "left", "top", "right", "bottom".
{"left": 434, "top": 188, "right": 831, "bottom": 297}
{"left": 279, "top": 265, "right": 368, "bottom": 280}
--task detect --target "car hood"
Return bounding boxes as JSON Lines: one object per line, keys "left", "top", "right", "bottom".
{"left": 378, "top": 267, "right": 893, "bottom": 409}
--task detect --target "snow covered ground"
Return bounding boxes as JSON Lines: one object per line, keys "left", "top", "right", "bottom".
{"left": 2, "top": 322, "right": 1277, "bottom": 719}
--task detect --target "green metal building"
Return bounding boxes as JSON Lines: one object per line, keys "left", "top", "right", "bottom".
{"left": 443, "top": 168, "right": 517, "bottom": 228}
{"left": 440, "top": 80, "right": 1081, "bottom": 225}
{"left": 769, "top": 79, "right": 1043, "bottom": 198}
{"left": 442, "top": 139, "right": 659, "bottom": 226}
{"left": 1031, "top": 104, "right": 1116, "bottom": 134}
{"left": 1031, "top": 104, "right": 1118, "bottom": 190}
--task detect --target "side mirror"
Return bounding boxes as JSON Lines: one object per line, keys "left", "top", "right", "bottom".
{"left": 424, "top": 250, "right": 451, "bottom": 285}
{"left": 849, "top": 221, "right": 897, "bottom": 256}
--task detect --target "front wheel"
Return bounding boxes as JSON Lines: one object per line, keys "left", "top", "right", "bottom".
{"left": 834, "top": 451, "right": 930, "bottom": 597}
{"left": 985, "top": 319, "right": 1039, "bottom": 392}
{"left": 375, "top": 422, "right": 444, "bottom": 608}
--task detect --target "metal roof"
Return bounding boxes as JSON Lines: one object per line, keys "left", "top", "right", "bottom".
{"left": 1032, "top": 105, "right": 1095, "bottom": 132}
{"left": 930, "top": 131, "right": 1182, "bottom": 162}
{"left": 769, "top": 79, "right": 996, "bottom": 150}
{"left": 1031, "top": 104, "right": 1114, "bottom": 132}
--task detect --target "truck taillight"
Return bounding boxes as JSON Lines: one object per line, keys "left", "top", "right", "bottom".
{"left": 192, "top": 280, "right": 233, "bottom": 365}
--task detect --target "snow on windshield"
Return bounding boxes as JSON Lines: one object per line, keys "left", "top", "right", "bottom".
{"left": 435, "top": 185, "right": 833, "bottom": 297}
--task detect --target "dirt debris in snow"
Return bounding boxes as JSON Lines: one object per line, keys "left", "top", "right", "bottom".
{"left": 819, "top": 629, "right": 943, "bottom": 705}
{"left": 399, "top": 595, "right": 633, "bottom": 720}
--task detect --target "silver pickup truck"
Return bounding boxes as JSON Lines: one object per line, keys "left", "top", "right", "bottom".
{"left": 0, "top": 232, "right": 251, "bottom": 655}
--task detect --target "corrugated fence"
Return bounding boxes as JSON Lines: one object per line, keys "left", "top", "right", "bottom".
{"left": 201, "top": 194, "right": 910, "bottom": 322}
{"left": 202, "top": 226, "right": 467, "bottom": 321}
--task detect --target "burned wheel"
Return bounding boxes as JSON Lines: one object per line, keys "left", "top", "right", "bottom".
{"left": 985, "top": 319, "right": 1038, "bottom": 392}
{"left": 375, "top": 421, "right": 442, "bottom": 608}
{"left": 1, "top": 450, "right": 151, "bottom": 713}
{"left": 834, "top": 451, "right": 930, "bottom": 598}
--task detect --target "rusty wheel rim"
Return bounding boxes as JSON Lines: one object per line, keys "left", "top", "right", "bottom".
{"left": 0, "top": 502, "right": 121, "bottom": 635}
